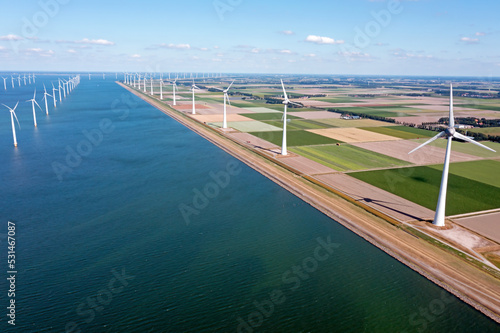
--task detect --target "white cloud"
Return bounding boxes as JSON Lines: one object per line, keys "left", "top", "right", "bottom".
{"left": 0, "top": 34, "right": 23, "bottom": 41}
{"left": 67, "top": 49, "right": 77, "bottom": 54}
{"left": 460, "top": 37, "right": 479, "bottom": 44}
{"left": 57, "top": 38, "right": 115, "bottom": 45}
{"left": 305, "top": 35, "right": 344, "bottom": 45}
{"left": 160, "top": 43, "right": 191, "bottom": 49}
{"left": 280, "top": 49, "right": 292, "bottom": 54}
{"left": 280, "top": 30, "right": 295, "bottom": 35}
{"left": 251, "top": 48, "right": 260, "bottom": 53}
{"left": 475, "top": 32, "right": 486, "bottom": 36}
{"left": 131, "top": 54, "right": 141, "bottom": 58}
{"left": 304, "top": 53, "right": 316, "bottom": 57}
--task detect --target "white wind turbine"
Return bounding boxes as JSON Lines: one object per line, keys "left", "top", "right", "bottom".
{"left": 222, "top": 80, "right": 234, "bottom": 129}
{"left": 280, "top": 79, "right": 301, "bottom": 156}
{"left": 159, "top": 79, "right": 164, "bottom": 100}
{"left": 51, "top": 83, "right": 57, "bottom": 108}
{"left": 32, "top": 74, "right": 36, "bottom": 83}
{"left": 17, "top": 75, "right": 21, "bottom": 87}
{"left": 27, "top": 89, "right": 43, "bottom": 127}
{"left": 171, "top": 79, "right": 178, "bottom": 106}
{"left": 191, "top": 81, "right": 201, "bottom": 115}
{"left": 2, "top": 102, "right": 20, "bottom": 147}
{"left": 42, "top": 84, "right": 53, "bottom": 115}
{"left": 150, "top": 76, "right": 154, "bottom": 95}
{"left": 58, "top": 79, "right": 63, "bottom": 102}
{"left": 23, "top": 74, "right": 27, "bottom": 85}
{"left": 2, "top": 77, "right": 6, "bottom": 90}
{"left": 409, "top": 84, "right": 496, "bottom": 227}
{"left": 11, "top": 76, "right": 15, "bottom": 89}
{"left": 143, "top": 76, "right": 147, "bottom": 92}
{"left": 28, "top": 74, "right": 32, "bottom": 84}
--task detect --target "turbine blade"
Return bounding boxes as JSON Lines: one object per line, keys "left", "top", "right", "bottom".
{"left": 227, "top": 80, "right": 235, "bottom": 91}
{"left": 449, "top": 84, "right": 454, "bottom": 128}
{"left": 34, "top": 100, "right": 43, "bottom": 111}
{"left": 453, "top": 132, "right": 496, "bottom": 152}
{"left": 408, "top": 132, "right": 445, "bottom": 154}
{"left": 12, "top": 110, "right": 21, "bottom": 129}
{"left": 281, "top": 79, "right": 288, "bottom": 101}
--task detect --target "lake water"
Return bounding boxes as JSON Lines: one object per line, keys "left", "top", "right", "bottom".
{"left": 0, "top": 75, "right": 498, "bottom": 332}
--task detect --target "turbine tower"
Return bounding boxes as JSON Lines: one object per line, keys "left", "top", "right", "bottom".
{"left": 51, "top": 84, "right": 57, "bottom": 108}
{"left": 409, "top": 84, "right": 496, "bottom": 227}
{"left": 27, "top": 89, "right": 43, "bottom": 127}
{"left": 42, "top": 84, "right": 52, "bottom": 115}
{"left": 172, "top": 80, "right": 178, "bottom": 105}
{"left": 191, "top": 81, "right": 200, "bottom": 115}
{"left": 222, "top": 80, "right": 235, "bottom": 129}
{"left": 280, "top": 79, "right": 301, "bottom": 156}
{"left": 2, "top": 77, "right": 6, "bottom": 90}
{"left": 3, "top": 102, "right": 20, "bottom": 147}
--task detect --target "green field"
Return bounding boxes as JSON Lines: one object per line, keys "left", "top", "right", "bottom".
{"left": 459, "top": 104, "right": 500, "bottom": 112}
{"left": 468, "top": 127, "right": 500, "bottom": 136}
{"left": 349, "top": 166, "right": 500, "bottom": 215}
{"left": 313, "top": 118, "right": 397, "bottom": 128}
{"left": 262, "top": 119, "right": 331, "bottom": 130}
{"left": 309, "top": 97, "right": 360, "bottom": 103}
{"left": 290, "top": 144, "right": 410, "bottom": 172}
{"left": 241, "top": 113, "right": 300, "bottom": 121}
{"left": 336, "top": 107, "right": 413, "bottom": 117}
{"left": 217, "top": 121, "right": 282, "bottom": 132}
{"left": 428, "top": 160, "right": 500, "bottom": 188}
{"left": 249, "top": 130, "right": 340, "bottom": 147}
{"left": 360, "top": 126, "right": 436, "bottom": 139}
{"left": 411, "top": 138, "right": 500, "bottom": 158}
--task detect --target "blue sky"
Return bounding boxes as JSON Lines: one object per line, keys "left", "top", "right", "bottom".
{"left": 0, "top": 0, "right": 499, "bottom": 76}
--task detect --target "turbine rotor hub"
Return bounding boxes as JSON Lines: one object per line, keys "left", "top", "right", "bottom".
{"left": 445, "top": 127, "right": 455, "bottom": 137}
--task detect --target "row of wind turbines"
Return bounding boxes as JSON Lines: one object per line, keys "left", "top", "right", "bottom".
{"left": 3, "top": 75, "right": 80, "bottom": 147}
{"left": 125, "top": 75, "right": 496, "bottom": 228}
{"left": 2, "top": 73, "right": 37, "bottom": 90}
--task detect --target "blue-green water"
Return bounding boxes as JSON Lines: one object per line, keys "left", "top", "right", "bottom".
{"left": 0, "top": 76, "right": 498, "bottom": 332}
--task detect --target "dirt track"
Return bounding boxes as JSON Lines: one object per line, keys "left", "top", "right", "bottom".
{"left": 118, "top": 82, "right": 500, "bottom": 324}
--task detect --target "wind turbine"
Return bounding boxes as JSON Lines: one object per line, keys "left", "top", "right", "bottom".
{"left": 23, "top": 74, "right": 27, "bottom": 85}
{"left": 409, "top": 84, "right": 496, "bottom": 227}
{"left": 28, "top": 74, "right": 32, "bottom": 84}
{"left": 150, "top": 76, "right": 154, "bottom": 96}
{"left": 2, "top": 77, "right": 6, "bottom": 90}
{"left": 32, "top": 74, "right": 36, "bottom": 83}
{"left": 171, "top": 80, "right": 178, "bottom": 105}
{"left": 27, "top": 89, "right": 43, "bottom": 127}
{"left": 11, "top": 76, "right": 15, "bottom": 89}
{"left": 58, "top": 79, "right": 63, "bottom": 102}
{"left": 222, "top": 80, "right": 235, "bottom": 129}
{"left": 160, "top": 79, "right": 164, "bottom": 100}
{"left": 17, "top": 75, "right": 21, "bottom": 87}
{"left": 42, "top": 84, "right": 53, "bottom": 115}
{"left": 2, "top": 102, "right": 20, "bottom": 147}
{"left": 280, "top": 80, "right": 301, "bottom": 156}
{"left": 191, "top": 81, "right": 200, "bottom": 115}
{"left": 143, "top": 76, "right": 147, "bottom": 92}
{"left": 51, "top": 83, "right": 57, "bottom": 108}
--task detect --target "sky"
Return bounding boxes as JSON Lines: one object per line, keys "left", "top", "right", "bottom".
{"left": 0, "top": 0, "right": 499, "bottom": 76}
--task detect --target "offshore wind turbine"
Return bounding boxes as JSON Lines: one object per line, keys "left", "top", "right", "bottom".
{"left": 32, "top": 74, "right": 36, "bottom": 83}
{"left": 2, "top": 77, "right": 6, "bottom": 90}
{"left": 17, "top": 75, "right": 21, "bottom": 87}
{"left": 51, "top": 83, "right": 57, "bottom": 108}
{"left": 58, "top": 80, "right": 63, "bottom": 102}
{"left": 27, "top": 89, "right": 43, "bottom": 127}
{"left": 222, "top": 80, "right": 235, "bottom": 129}
{"left": 408, "top": 84, "right": 496, "bottom": 227}
{"left": 11, "top": 76, "right": 15, "bottom": 88}
{"left": 3, "top": 102, "right": 20, "bottom": 147}
{"left": 23, "top": 74, "right": 27, "bottom": 85}
{"left": 42, "top": 84, "right": 52, "bottom": 115}
{"left": 280, "top": 79, "right": 301, "bottom": 156}
{"left": 191, "top": 81, "right": 200, "bottom": 115}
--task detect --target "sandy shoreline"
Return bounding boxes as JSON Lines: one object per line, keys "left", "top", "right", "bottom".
{"left": 117, "top": 82, "right": 500, "bottom": 324}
